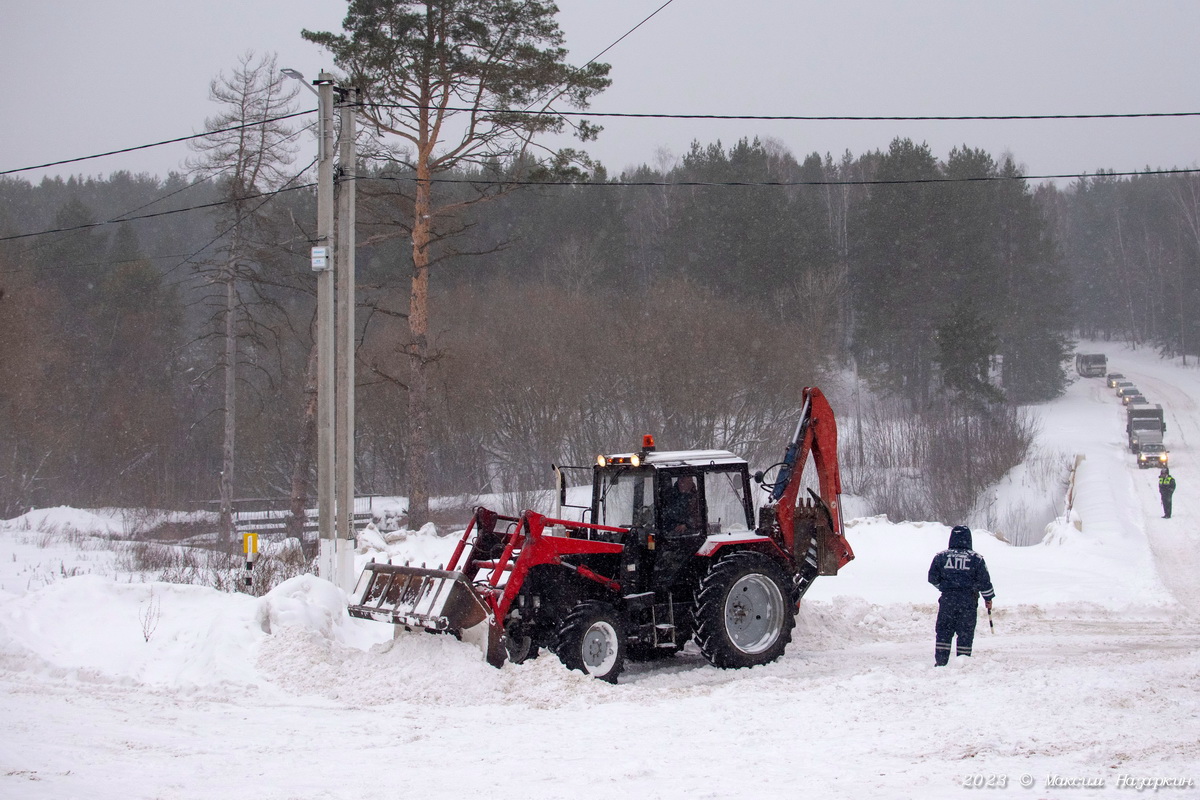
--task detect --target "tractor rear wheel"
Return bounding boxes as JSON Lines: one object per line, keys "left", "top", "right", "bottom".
{"left": 555, "top": 601, "right": 626, "bottom": 683}
{"left": 693, "top": 550, "right": 794, "bottom": 669}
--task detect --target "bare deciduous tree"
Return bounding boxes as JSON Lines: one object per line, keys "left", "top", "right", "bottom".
{"left": 189, "top": 51, "right": 299, "bottom": 545}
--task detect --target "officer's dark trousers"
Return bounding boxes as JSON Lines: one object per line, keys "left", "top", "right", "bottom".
{"left": 1161, "top": 493, "right": 1173, "bottom": 518}
{"left": 935, "top": 592, "right": 978, "bottom": 666}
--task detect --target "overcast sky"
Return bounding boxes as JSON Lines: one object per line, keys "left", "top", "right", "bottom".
{"left": 6, "top": 1, "right": 1200, "bottom": 185}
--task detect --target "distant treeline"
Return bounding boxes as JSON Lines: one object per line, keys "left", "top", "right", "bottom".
{"left": 1, "top": 136, "right": 1197, "bottom": 517}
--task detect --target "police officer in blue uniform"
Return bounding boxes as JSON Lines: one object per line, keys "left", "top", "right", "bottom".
{"left": 928, "top": 525, "right": 995, "bottom": 666}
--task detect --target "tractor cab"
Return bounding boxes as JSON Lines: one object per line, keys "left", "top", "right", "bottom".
{"left": 590, "top": 438, "right": 755, "bottom": 537}
{"left": 587, "top": 437, "right": 756, "bottom": 591}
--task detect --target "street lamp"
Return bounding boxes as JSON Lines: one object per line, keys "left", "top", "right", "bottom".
{"left": 280, "top": 67, "right": 310, "bottom": 85}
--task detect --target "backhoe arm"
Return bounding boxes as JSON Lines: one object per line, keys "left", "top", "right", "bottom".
{"left": 771, "top": 387, "right": 854, "bottom": 573}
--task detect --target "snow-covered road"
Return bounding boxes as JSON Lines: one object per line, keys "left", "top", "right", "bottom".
{"left": 1105, "top": 348, "right": 1200, "bottom": 612}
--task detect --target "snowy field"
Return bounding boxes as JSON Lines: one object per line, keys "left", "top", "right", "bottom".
{"left": 2, "top": 343, "right": 1199, "bottom": 799}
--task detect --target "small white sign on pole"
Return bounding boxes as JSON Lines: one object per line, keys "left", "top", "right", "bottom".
{"left": 311, "top": 246, "right": 330, "bottom": 271}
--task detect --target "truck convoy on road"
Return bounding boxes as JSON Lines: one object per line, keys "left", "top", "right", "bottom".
{"left": 1108, "top": 374, "right": 1171, "bottom": 468}
{"left": 348, "top": 387, "right": 854, "bottom": 682}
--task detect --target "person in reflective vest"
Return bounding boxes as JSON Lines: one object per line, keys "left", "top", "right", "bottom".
{"left": 1159, "top": 468, "right": 1176, "bottom": 519}
{"left": 928, "top": 525, "right": 995, "bottom": 666}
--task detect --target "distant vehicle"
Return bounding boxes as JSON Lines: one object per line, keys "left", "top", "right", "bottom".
{"left": 1123, "top": 392, "right": 1147, "bottom": 406}
{"left": 1117, "top": 386, "right": 1141, "bottom": 403}
{"left": 1075, "top": 353, "right": 1107, "bottom": 377}
{"left": 1114, "top": 381, "right": 1135, "bottom": 394}
{"left": 1106, "top": 373, "right": 1126, "bottom": 388}
{"left": 1137, "top": 443, "right": 1170, "bottom": 469}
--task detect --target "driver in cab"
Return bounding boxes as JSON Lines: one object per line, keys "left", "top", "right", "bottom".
{"left": 662, "top": 475, "right": 702, "bottom": 537}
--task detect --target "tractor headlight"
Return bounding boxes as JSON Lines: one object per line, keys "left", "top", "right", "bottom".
{"left": 630, "top": 454, "right": 641, "bottom": 467}
{"left": 596, "top": 455, "right": 607, "bottom": 467}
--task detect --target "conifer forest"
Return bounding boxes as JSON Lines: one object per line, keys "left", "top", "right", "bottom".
{"left": 3, "top": 126, "right": 1199, "bottom": 525}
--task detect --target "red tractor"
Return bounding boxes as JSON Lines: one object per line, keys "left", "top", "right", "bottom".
{"left": 348, "top": 387, "right": 854, "bottom": 682}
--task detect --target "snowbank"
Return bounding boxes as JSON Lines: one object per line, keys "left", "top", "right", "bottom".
{"left": 0, "top": 506, "right": 126, "bottom": 536}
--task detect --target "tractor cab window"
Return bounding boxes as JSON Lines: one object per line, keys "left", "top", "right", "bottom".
{"left": 703, "top": 468, "right": 753, "bottom": 533}
{"left": 661, "top": 474, "right": 702, "bottom": 536}
{"left": 595, "top": 467, "right": 655, "bottom": 529}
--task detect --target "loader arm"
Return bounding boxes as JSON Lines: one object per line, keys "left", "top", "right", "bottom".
{"left": 348, "top": 507, "right": 630, "bottom": 668}
{"left": 771, "top": 387, "right": 854, "bottom": 574}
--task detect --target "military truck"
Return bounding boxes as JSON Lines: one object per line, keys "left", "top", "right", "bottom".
{"left": 1075, "top": 353, "right": 1107, "bottom": 377}
{"left": 1128, "top": 404, "right": 1166, "bottom": 453}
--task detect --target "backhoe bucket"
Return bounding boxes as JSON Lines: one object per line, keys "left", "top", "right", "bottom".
{"left": 347, "top": 561, "right": 505, "bottom": 666}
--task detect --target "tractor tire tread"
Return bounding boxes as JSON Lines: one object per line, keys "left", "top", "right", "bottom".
{"left": 555, "top": 600, "right": 626, "bottom": 683}
{"left": 693, "top": 550, "right": 795, "bottom": 669}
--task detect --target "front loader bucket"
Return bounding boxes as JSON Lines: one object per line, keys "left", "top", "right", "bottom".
{"left": 348, "top": 561, "right": 506, "bottom": 667}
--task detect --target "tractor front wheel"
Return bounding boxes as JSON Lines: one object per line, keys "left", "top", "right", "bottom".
{"left": 504, "top": 629, "right": 539, "bottom": 664}
{"left": 555, "top": 601, "right": 626, "bottom": 683}
{"left": 693, "top": 550, "right": 795, "bottom": 669}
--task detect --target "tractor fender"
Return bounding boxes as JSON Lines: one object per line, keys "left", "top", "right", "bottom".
{"left": 697, "top": 532, "right": 789, "bottom": 562}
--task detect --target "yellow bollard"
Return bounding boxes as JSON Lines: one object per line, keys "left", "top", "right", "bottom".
{"left": 242, "top": 533, "right": 259, "bottom": 589}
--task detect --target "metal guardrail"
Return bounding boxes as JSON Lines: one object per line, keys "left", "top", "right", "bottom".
{"left": 228, "top": 496, "right": 379, "bottom": 540}
{"left": 195, "top": 495, "right": 380, "bottom": 515}
{"left": 234, "top": 511, "right": 375, "bottom": 535}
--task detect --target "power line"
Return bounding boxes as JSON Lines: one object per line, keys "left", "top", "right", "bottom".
{"left": 7, "top": 102, "right": 1199, "bottom": 181}
{"left": 0, "top": 180, "right": 315, "bottom": 243}
{"left": 3, "top": 163, "right": 1197, "bottom": 276}
{"left": 2, "top": 159, "right": 319, "bottom": 278}
{"left": 160, "top": 156, "right": 320, "bottom": 287}
{"left": 3, "top": 1, "right": 673, "bottom": 181}
{"left": 583, "top": 0, "right": 676, "bottom": 68}
{"left": 0, "top": 109, "right": 315, "bottom": 177}
{"left": 8, "top": 72, "right": 1197, "bottom": 180}
{"left": 366, "top": 105, "right": 1200, "bottom": 122}
{"left": 11, "top": 119, "right": 320, "bottom": 280}
{"left": 7, "top": 163, "right": 1196, "bottom": 248}
{"left": 377, "top": 165, "right": 1200, "bottom": 188}
{"left": 11, "top": 163, "right": 230, "bottom": 264}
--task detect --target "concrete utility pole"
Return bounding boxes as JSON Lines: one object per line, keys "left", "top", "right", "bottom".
{"left": 315, "top": 73, "right": 337, "bottom": 581}
{"left": 284, "top": 68, "right": 357, "bottom": 590}
{"left": 334, "top": 87, "right": 357, "bottom": 590}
